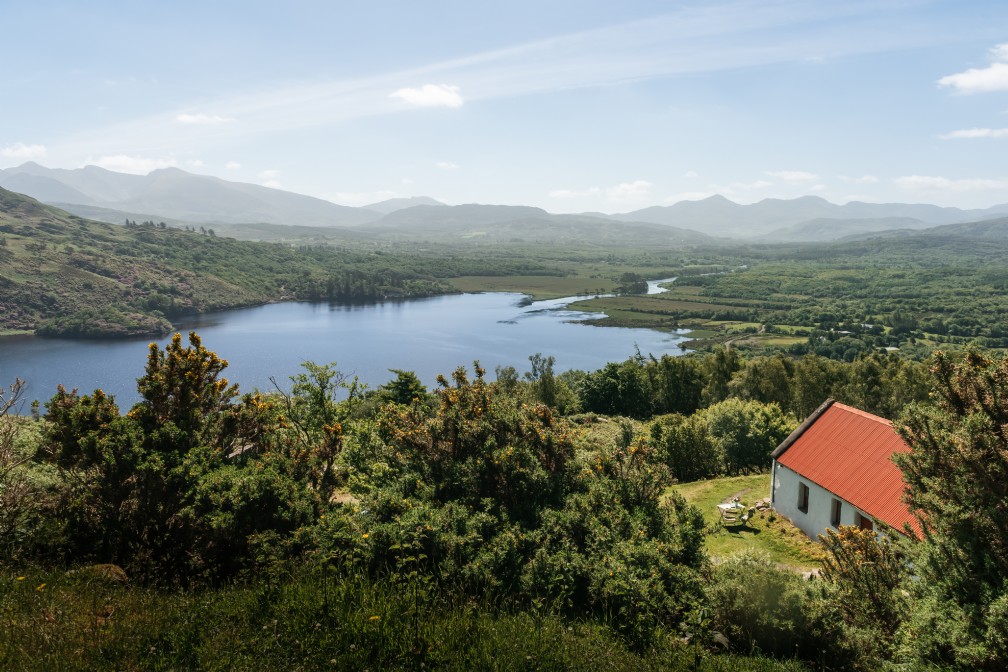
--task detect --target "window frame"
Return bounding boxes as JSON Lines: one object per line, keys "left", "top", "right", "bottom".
{"left": 797, "top": 482, "right": 810, "bottom": 513}
{"left": 831, "top": 498, "right": 842, "bottom": 527}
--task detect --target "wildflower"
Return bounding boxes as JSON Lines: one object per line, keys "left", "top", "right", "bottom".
{"left": 362, "top": 533, "right": 369, "bottom": 539}
{"left": 36, "top": 583, "right": 46, "bottom": 592}
{"left": 369, "top": 615, "right": 380, "bottom": 621}
{"left": 16, "top": 576, "right": 25, "bottom": 581}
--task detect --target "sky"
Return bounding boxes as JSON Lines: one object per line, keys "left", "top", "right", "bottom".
{"left": 3, "top": 0, "right": 1008, "bottom": 213}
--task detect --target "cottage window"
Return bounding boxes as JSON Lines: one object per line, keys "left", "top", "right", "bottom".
{"left": 797, "top": 482, "right": 809, "bottom": 513}
{"left": 856, "top": 513, "right": 874, "bottom": 531}
{"left": 831, "top": 498, "right": 842, "bottom": 527}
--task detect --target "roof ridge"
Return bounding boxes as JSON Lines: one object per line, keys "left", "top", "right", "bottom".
{"left": 831, "top": 401, "right": 893, "bottom": 426}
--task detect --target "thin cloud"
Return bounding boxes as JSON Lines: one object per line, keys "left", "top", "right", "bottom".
{"left": 49, "top": 1, "right": 948, "bottom": 162}
{"left": 549, "top": 187, "right": 601, "bottom": 198}
{"left": 88, "top": 154, "right": 177, "bottom": 174}
{"left": 435, "top": 161, "right": 459, "bottom": 170}
{"left": 548, "top": 181, "right": 652, "bottom": 202}
{"left": 939, "top": 127, "right": 1008, "bottom": 139}
{"left": 606, "top": 180, "right": 653, "bottom": 202}
{"left": 258, "top": 169, "right": 281, "bottom": 189}
{"left": 697, "top": 179, "right": 770, "bottom": 200}
{"left": 391, "top": 84, "right": 464, "bottom": 108}
{"left": 328, "top": 189, "right": 399, "bottom": 206}
{"left": 840, "top": 174, "right": 879, "bottom": 184}
{"left": 667, "top": 191, "right": 719, "bottom": 202}
{"left": 176, "top": 113, "right": 235, "bottom": 124}
{"left": 938, "top": 44, "right": 1008, "bottom": 94}
{"left": 225, "top": 161, "right": 242, "bottom": 169}
{"left": 1, "top": 142, "right": 47, "bottom": 160}
{"left": 732, "top": 179, "right": 772, "bottom": 190}
{"left": 895, "top": 174, "right": 1008, "bottom": 192}
{"left": 766, "top": 170, "right": 818, "bottom": 182}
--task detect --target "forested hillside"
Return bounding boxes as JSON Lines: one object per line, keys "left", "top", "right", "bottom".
{"left": 0, "top": 189, "right": 449, "bottom": 336}
{"left": 573, "top": 223, "right": 1008, "bottom": 355}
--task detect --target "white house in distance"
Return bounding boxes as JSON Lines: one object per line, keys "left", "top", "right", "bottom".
{"left": 770, "top": 399, "right": 919, "bottom": 539}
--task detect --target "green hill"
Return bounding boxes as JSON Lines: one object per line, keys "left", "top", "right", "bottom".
{"left": 0, "top": 188, "right": 449, "bottom": 337}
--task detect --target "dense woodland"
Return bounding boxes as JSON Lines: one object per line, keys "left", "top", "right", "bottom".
{"left": 2, "top": 336, "right": 1006, "bottom": 670}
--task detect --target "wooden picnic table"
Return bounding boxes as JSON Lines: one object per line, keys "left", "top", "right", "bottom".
{"left": 717, "top": 500, "right": 755, "bottom": 525}
{"left": 718, "top": 501, "right": 744, "bottom": 521}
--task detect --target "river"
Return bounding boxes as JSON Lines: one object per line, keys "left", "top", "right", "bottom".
{"left": 0, "top": 279, "right": 684, "bottom": 408}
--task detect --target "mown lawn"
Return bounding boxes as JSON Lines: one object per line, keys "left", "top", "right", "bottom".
{"left": 669, "top": 474, "right": 823, "bottom": 571}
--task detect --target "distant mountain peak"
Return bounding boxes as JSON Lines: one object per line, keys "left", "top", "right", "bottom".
{"left": 363, "top": 196, "right": 445, "bottom": 214}
{"left": 0, "top": 161, "right": 379, "bottom": 228}
{"left": 149, "top": 166, "right": 188, "bottom": 175}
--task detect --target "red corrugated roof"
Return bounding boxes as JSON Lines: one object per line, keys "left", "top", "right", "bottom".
{"left": 775, "top": 401, "right": 919, "bottom": 535}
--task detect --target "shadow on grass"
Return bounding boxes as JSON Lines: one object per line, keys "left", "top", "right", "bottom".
{"left": 722, "top": 525, "right": 761, "bottom": 536}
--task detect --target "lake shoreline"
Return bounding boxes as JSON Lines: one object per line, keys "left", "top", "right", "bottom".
{"left": 1, "top": 289, "right": 690, "bottom": 409}
{"left": 6, "top": 276, "right": 680, "bottom": 344}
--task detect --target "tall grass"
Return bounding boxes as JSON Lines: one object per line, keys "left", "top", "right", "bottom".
{"left": 1, "top": 566, "right": 808, "bottom": 671}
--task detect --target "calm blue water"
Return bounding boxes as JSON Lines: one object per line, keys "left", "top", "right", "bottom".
{"left": 0, "top": 286, "right": 686, "bottom": 408}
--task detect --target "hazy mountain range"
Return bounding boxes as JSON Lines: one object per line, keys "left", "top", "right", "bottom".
{"left": 3, "top": 162, "right": 1007, "bottom": 243}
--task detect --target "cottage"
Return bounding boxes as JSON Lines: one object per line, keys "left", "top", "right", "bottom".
{"left": 770, "top": 399, "right": 918, "bottom": 539}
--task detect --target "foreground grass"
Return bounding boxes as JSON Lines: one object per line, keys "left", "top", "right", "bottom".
{"left": 0, "top": 568, "right": 808, "bottom": 671}
{"left": 670, "top": 474, "right": 823, "bottom": 570}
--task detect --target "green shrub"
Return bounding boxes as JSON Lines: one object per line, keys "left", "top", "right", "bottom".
{"left": 707, "top": 552, "right": 810, "bottom": 658}
{"left": 322, "top": 365, "right": 708, "bottom": 647}
{"left": 39, "top": 333, "right": 320, "bottom": 585}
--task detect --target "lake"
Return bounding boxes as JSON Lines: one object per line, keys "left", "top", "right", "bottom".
{"left": 0, "top": 280, "right": 685, "bottom": 408}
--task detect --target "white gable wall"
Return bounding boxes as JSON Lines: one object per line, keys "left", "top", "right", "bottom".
{"left": 771, "top": 461, "right": 872, "bottom": 539}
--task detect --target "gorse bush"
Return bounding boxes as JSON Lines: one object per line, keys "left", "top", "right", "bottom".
{"left": 40, "top": 333, "right": 319, "bottom": 584}
{"left": 325, "top": 364, "right": 708, "bottom": 646}
{"left": 0, "top": 379, "right": 58, "bottom": 561}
